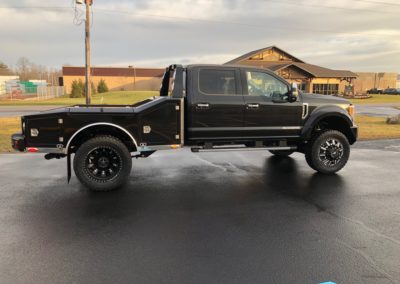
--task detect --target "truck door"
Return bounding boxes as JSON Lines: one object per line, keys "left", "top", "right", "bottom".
{"left": 186, "top": 67, "right": 245, "bottom": 140}
{"left": 242, "top": 69, "right": 303, "bottom": 138}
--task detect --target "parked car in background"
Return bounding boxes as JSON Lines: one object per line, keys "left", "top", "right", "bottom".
{"left": 383, "top": 88, "right": 400, "bottom": 95}
{"left": 366, "top": 88, "right": 383, "bottom": 94}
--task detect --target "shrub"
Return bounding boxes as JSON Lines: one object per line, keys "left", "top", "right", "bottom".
{"left": 97, "top": 79, "right": 109, "bottom": 93}
{"left": 70, "top": 80, "right": 84, "bottom": 98}
{"left": 91, "top": 81, "right": 97, "bottom": 95}
{"left": 78, "top": 79, "right": 85, "bottom": 93}
{"left": 386, "top": 114, "right": 400, "bottom": 125}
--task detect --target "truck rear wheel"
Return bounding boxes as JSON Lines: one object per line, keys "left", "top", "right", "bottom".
{"left": 269, "top": 150, "right": 294, "bottom": 156}
{"left": 305, "top": 130, "right": 350, "bottom": 174}
{"left": 73, "top": 135, "right": 132, "bottom": 191}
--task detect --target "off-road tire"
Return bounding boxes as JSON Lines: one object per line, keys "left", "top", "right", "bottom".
{"left": 73, "top": 135, "right": 132, "bottom": 191}
{"left": 269, "top": 150, "right": 294, "bottom": 156}
{"left": 305, "top": 130, "right": 350, "bottom": 174}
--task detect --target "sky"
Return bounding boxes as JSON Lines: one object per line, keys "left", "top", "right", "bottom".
{"left": 0, "top": 0, "right": 399, "bottom": 73}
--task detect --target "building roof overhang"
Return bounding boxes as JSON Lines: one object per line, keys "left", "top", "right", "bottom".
{"left": 225, "top": 45, "right": 357, "bottom": 79}
{"left": 225, "top": 45, "right": 305, "bottom": 65}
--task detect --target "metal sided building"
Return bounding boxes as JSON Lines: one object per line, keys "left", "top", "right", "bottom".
{"left": 62, "top": 66, "right": 165, "bottom": 94}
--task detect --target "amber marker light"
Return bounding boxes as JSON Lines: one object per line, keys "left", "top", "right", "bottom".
{"left": 347, "top": 104, "right": 355, "bottom": 120}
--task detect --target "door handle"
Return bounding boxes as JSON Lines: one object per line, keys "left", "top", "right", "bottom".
{"left": 246, "top": 103, "right": 259, "bottom": 109}
{"left": 196, "top": 103, "right": 210, "bottom": 110}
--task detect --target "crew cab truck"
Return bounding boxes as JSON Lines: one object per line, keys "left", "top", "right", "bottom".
{"left": 12, "top": 64, "right": 358, "bottom": 191}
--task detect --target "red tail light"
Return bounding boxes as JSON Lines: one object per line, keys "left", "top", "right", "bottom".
{"left": 27, "top": 148, "right": 39, "bottom": 153}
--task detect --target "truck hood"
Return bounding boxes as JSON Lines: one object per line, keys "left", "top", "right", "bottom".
{"left": 301, "top": 93, "right": 351, "bottom": 106}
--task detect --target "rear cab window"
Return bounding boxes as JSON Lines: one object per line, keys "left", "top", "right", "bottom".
{"left": 198, "top": 69, "right": 239, "bottom": 96}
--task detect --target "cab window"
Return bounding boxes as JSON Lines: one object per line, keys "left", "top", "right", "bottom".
{"left": 246, "top": 71, "right": 289, "bottom": 97}
{"left": 199, "top": 69, "right": 238, "bottom": 95}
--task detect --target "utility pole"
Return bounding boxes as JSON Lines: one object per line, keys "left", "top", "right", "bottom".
{"left": 84, "top": 0, "right": 92, "bottom": 105}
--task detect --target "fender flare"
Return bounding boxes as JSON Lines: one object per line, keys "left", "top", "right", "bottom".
{"left": 65, "top": 122, "right": 138, "bottom": 154}
{"left": 301, "top": 105, "right": 354, "bottom": 140}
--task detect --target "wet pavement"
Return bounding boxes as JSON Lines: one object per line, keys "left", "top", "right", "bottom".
{"left": 1, "top": 141, "right": 400, "bottom": 283}
{"left": 356, "top": 104, "right": 400, "bottom": 117}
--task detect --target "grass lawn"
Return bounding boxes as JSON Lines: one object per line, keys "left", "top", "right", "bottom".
{"left": 349, "top": 94, "right": 400, "bottom": 105}
{"left": 356, "top": 115, "right": 400, "bottom": 140}
{"left": 0, "top": 91, "right": 158, "bottom": 106}
{"left": 1, "top": 115, "right": 400, "bottom": 153}
{"left": 0, "top": 117, "right": 20, "bottom": 152}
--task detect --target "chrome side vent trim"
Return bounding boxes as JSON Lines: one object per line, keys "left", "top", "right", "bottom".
{"left": 302, "top": 103, "right": 309, "bottom": 119}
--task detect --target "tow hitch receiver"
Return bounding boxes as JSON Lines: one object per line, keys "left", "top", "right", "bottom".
{"left": 44, "top": 153, "right": 66, "bottom": 160}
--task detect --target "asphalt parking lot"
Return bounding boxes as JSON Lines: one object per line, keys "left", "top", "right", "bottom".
{"left": 1, "top": 141, "right": 400, "bottom": 283}
{"left": 356, "top": 104, "right": 400, "bottom": 117}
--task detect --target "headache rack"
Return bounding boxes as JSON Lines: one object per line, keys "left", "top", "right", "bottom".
{"left": 159, "top": 64, "right": 186, "bottom": 99}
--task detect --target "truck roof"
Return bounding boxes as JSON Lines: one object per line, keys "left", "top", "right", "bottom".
{"left": 184, "top": 64, "right": 277, "bottom": 75}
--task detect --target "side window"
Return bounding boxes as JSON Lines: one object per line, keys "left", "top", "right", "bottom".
{"left": 246, "top": 71, "right": 289, "bottom": 97}
{"left": 199, "top": 69, "right": 237, "bottom": 95}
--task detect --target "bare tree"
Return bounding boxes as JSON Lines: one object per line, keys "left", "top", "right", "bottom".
{"left": 13, "top": 57, "right": 62, "bottom": 85}
{"left": 0, "top": 61, "right": 14, "bottom": 76}
{"left": 30, "top": 63, "right": 48, "bottom": 81}
{"left": 16, "top": 57, "right": 31, "bottom": 81}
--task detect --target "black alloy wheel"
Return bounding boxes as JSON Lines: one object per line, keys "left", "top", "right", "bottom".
{"left": 318, "top": 138, "right": 344, "bottom": 167}
{"left": 305, "top": 130, "right": 350, "bottom": 174}
{"left": 85, "top": 146, "right": 122, "bottom": 182}
{"left": 73, "top": 136, "right": 132, "bottom": 191}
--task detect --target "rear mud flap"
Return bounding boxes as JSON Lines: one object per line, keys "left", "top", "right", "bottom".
{"left": 67, "top": 153, "right": 71, "bottom": 184}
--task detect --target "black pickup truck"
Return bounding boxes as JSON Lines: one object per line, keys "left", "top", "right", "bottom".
{"left": 12, "top": 64, "right": 357, "bottom": 191}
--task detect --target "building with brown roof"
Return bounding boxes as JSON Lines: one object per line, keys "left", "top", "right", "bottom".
{"left": 225, "top": 46, "right": 358, "bottom": 95}
{"left": 62, "top": 46, "right": 397, "bottom": 96}
{"left": 62, "top": 66, "right": 164, "bottom": 94}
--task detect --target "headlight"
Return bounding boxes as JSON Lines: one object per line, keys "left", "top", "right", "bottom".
{"left": 347, "top": 105, "right": 355, "bottom": 120}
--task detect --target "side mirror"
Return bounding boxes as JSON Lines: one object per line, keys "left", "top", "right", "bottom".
{"left": 271, "top": 91, "right": 285, "bottom": 103}
{"left": 288, "top": 82, "right": 299, "bottom": 102}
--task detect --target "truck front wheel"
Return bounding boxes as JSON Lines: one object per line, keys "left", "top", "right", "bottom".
{"left": 73, "top": 136, "right": 132, "bottom": 191}
{"left": 305, "top": 130, "right": 350, "bottom": 174}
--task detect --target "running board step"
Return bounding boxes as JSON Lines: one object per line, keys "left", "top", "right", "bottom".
{"left": 191, "top": 145, "right": 297, "bottom": 153}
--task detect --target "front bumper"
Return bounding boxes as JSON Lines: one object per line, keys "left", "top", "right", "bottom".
{"left": 11, "top": 133, "right": 26, "bottom": 152}
{"left": 350, "top": 126, "right": 358, "bottom": 144}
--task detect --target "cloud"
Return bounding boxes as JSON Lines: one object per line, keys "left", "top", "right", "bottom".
{"left": 0, "top": 0, "right": 399, "bottom": 72}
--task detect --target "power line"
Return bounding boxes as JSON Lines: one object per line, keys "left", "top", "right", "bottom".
{"left": 351, "top": 0, "right": 400, "bottom": 7}
{"left": 0, "top": 0, "right": 399, "bottom": 14}
{"left": 90, "top": 8, "right": 396, "bottom": 39}
{"left": 0, "top": 6, "right": 71, "bottom": 10}
{"left": 0, "top": 4, "right": 397, "bottom": 39}
{"left": 262, "top": 0, "right": 398, "bottom": 14}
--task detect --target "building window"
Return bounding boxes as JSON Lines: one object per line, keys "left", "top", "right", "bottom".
{"left": 298, "top": 83, "right": 307, "bottom": 91}
{"left": 312, "top": 84, "right": 339, "bottom": 95}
